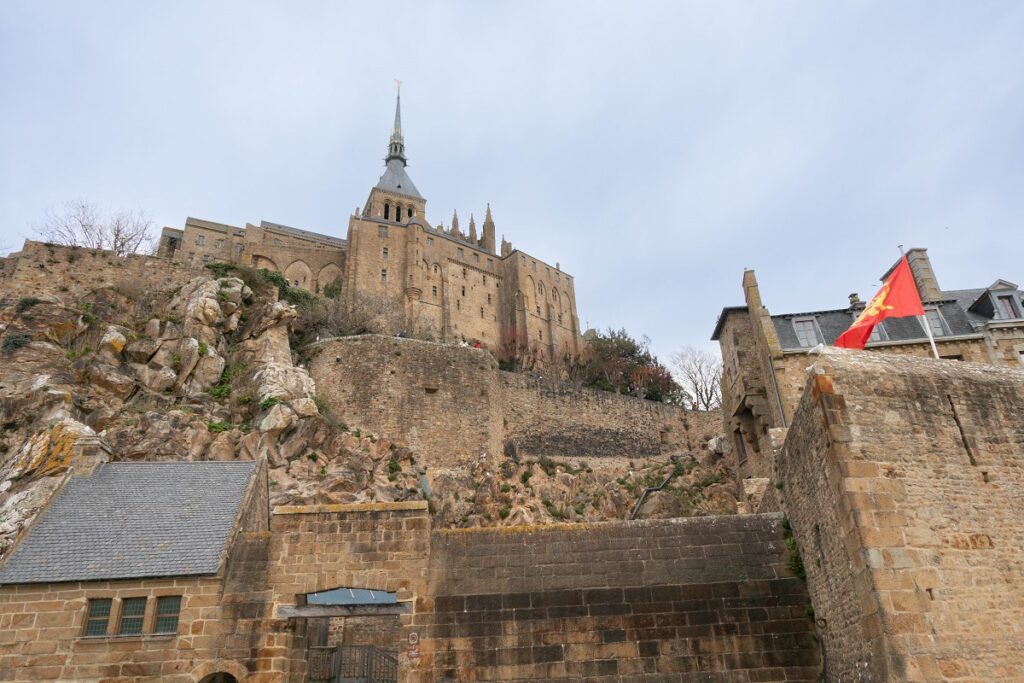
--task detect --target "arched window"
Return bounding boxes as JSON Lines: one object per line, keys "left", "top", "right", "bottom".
{"left": 433, "top": 264, "right": 439, "bottom": 275}
{"left": 384, "top": 203, "right": 390, "bottom": 220}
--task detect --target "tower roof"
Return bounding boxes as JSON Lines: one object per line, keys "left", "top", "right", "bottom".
{"left": 375, "top": 82, "right": 422, "bottom": 199}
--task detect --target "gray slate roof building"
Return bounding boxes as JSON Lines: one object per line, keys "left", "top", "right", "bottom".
{"left": 0, "top": 461, "right": 256, "bottom": 585}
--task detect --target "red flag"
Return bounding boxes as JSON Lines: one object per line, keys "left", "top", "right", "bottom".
{"left": 834, "top": 255, "right": 925, "bottom": 349}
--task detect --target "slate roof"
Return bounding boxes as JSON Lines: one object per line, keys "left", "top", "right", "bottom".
{"left": 771, "top": 299, "right": 981, "bottom": 351}
{"left": 0, "top": 461, "right": 256, "bottom": 585}
{"left": 374, "top": 158, "right": 422, "bottom": 199}
{"left": 259, "top": 220, "right": 347, "bottom": 247}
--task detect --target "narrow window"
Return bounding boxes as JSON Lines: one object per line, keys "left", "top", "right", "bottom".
{"left": 382, "top": 247, "right": 389, "bottom": 260}
{"left": 480, "top": 307, "right": 484, "bottom": 318}
{"left": 410, "top": 207, "right": 415, "bottom": 217}
{"left": 118, "top": 597, "right": 147, "bottom": 635}
{"left": 83, "top": 598, "right": 112, "bottom": 637}
{"left": 473, "top": 253, "right": 479, "bottom": 263}
{"left": 462, "top": 268, "right": 467, "bottom": 278}
{"left": 487, "top": 294, "right": 492, "bottom": 304}
{"left": 381, "top": 269, "right": 387, "bottom": 282}
{"left": 531, "top": 261, "right": 536, "bottom": 271}
{"left": 536, "top": 306, "right": 541, "bottom": 315}
{"left": 384, "top": 203, "right": 391, "bottom": 220}
{"left": 154, "top": 596, "right": 182, "bottom": 634}
{"left": 433, "top": 264, "right": 439, "bottom": 274}
{"left": 539, "top": 330, "right": 543, "bottom": 340}
{"left": 458, "top": 248, "right": 465, "bottom": 258}
{"left": 483, "top": 276, "right": 487, "bottom": 285}
{"left": 432, "top": 286, "right": 437, "bottom": 297}
{"left": 456, "top": 300, "right": 461, "bottom": 310}
{"left": 792, "top": 318, "right": 820, "bottom": 348}
{"left": 378, "top": 226, "right": 388, "bottom": 238}
{"left": 461, "top": 286, "right": 466, "bottom": 296}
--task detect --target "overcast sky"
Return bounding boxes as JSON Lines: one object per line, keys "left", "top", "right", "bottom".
{"left": 2, "top": 2, "right": 1022, "bottom": 361}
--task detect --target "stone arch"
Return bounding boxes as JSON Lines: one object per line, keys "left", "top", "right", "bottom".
{"left": 317, "top": 263, "right": 343, "bottom": 293}
{"left": 284, "top": 260, "right": 313, "bottom": 290}
{"left": 251, "top": 255, "right": 279, "bottom": 272}
{"left": 190, "top": 660, "right": 248, "bottom": 682}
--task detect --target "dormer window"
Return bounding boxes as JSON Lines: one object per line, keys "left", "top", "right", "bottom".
{"left": 921, "top": 307, "right": 950, "bottom": 337}
{"left": 867, "top": 322, "right": 889, "bottom": 344}
{"left": 995, "top": 293, "right": 1021, "bottom": 320}
{"left": 792, "top": 317, "right": 821, "bottom": 348}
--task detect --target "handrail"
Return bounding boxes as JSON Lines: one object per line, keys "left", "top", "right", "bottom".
{"left": 629, "top": 455, "right": 686, "bottom": 520}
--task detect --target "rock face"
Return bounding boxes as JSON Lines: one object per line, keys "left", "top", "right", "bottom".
{"left": 0, "top": 268, "right": 735, "bottom": 566}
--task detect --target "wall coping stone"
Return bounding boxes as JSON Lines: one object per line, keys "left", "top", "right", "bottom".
{"left": 273, "top": 501, "right": 429, "bottom": 515}
{"left": 433, "top": 511, "right": 783, "bottom": 537}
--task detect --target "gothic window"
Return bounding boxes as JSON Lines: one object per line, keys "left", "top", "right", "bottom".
{"left": 378, "top": 226, "right": 388, "bottom": 238}
{"left": 538, "top": 282, "right": 545, "bottom": 297}
{"left": 381, "top": 269, "right": 387, "bottom": 282}
{"left": 384, "top": 203, "right": 391, "bottom": 220}
{"left": 382, "top": 247, "right": 389, "bottom": 260}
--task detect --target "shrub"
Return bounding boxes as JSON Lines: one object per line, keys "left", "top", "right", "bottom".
{"left": 520, "top": 470, "right": 533, "bottom": 486}
{"left": 259, "top": 397, "right": 280, "bottom": 411}
{"left": 2, "top": 333, "right": 31, "bottom": 355}
{"left": 209, "top": 384, "right": 231, "bottom": 399}
{"left": 16, "top": 297, "right": 43, "bottom": 313}
{"left": 498, "top": 505, "right": 511, "bottom": 520}
{"left": 206, "top": 421, "right": 233, "bottom": 433}
{"left": 387, "top": 459, "right": 402, "bottom": 481}
{"left": 197, "top": 341, "right": 208, "bottom": 356}
{"left": 500, "top": 483, "right": 511, "bottom": 494}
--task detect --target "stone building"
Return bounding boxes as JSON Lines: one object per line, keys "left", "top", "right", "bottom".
{"left": 158, "top": 90, "right": 581, "bottom": 363}
{"left": 711, "top": 247, "right": 1024, "bottom": 486}
{"left": 0, "top": 460, "right": 268, "bottom": 683}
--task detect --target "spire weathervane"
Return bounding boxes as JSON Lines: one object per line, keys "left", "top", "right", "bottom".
{"left": 387, "top": 80, "right": 407, "bottom": 165}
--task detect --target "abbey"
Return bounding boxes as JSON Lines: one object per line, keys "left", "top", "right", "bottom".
{"left": 158, "top": 91, "right": 582, "bottom": 363}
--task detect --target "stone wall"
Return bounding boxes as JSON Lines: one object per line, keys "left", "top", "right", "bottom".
{"left": 408, "top": 515, "right": 819, "bottom": 682}
{"left": 777, "top": 351, "right": 1024, "bottom": 681}
{"left": 308, "top": 335, "right": 705, "bottom": 465}
{"left": 0, "top": 241, "right": 200, "bottom": 301}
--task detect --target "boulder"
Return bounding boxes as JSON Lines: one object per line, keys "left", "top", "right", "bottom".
{"left": 97, "top": 325, "right": 129, "bottom": 364}
{"left": 251, "top": 363, "right": 316, "bottom": 404}
{"left": 124, "top": 337, "right": 161, "bottom": 364}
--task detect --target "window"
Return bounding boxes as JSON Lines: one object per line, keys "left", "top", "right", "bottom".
{"left": 462, "top": 268, "right": 467, "bottom": 278}
{"left": 483, "top": 276, "right": 487, "bottom": 285}
{"left": 868, "top": 322, "right": 888, "bottom": 343}
{"left": 380, "top": 269, "right": 387, "bottom": 282}
{"left": 996, "top": 294, "right": 1020, "bottom": 319}
{"left": 378, "top": 226, "right": 388, "bottom": 238}
{"left": 457, "top": 248, "right": 464, "bottom": 258}
{"left": 456, "top": 300, "right": 460, "bottom": 311}
{"left": 384, "top": 203, "right": 390, "bottom": 220}
{"left": 83, "top": 598, "right": 112, "bottom": 636}
{"left": 202, "top": 255, "right": 211, "bottom": 265}
{"left": 382, "top": 247, "right": 389, "bottom": 260}
{"left": 487, "top": 294, "right": 492, "bottom": 304}
{"left": 480, "top": 307, "right": 484, "bottom": 318}
{"left": 118, "top": 597, "right": 146, "bottom": 635}
{"left": 539, "top": 330, "right": 543, "bottom": 340}
{"left": 536, "top": 306, "right": 541, "bottom": 315}
{"left": 531, "top": 261, "right": 536, "bottom": 271}
{"left": 154, "top": 596, "right": 182, "bottom": 634}
{"left": 921, "top": 308, "right": 949, "bottom": 337}
{"left": 432, "top": 286, "right": 437, "bottom": 297}
{"left": 792, "top": 318, "right": 820, "bottom": 348}
{"left": 487, "top": 259, "right": 493, "bottom": 269}
{"left": 461, "top": 286, "right": 466, "bottom": 296}
{"left": 427, "top": 237, "right": 434, "bottom": 246}
{"left": 473, "top": 253, "right": 479, "bottom": 263}
{"left": 195, "top": 235, "right": 206, "bottom": 246}
{"left": 215, "top": 239, "right": 225, "bottom": 249}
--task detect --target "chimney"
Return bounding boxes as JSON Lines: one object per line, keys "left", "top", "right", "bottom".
{"left": 849, "top": 293, "right": 865, "bottom": 310}
{"left": 903, "top": 248, "right": 942, "bottom": 301}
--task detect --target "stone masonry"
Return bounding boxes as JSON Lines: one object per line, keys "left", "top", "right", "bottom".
{"left": 777, "top": 351, "right": 1024, "bottom": 681}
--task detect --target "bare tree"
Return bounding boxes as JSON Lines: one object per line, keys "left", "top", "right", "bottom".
{"left": 36, "top": 199, "right": 155, "bottom": 257}
{"left": 670, "top": 346, "right": 723, "bottom": 410}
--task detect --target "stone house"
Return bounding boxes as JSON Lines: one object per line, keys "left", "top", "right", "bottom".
{"left": 711, "top": 247, "right": 1024, "bottom": 494}
{"left": 157, "top": 89, "right": 581, "bottom": 364}
{"left": 0, "top": 460, "right": 268, "bottom": 683}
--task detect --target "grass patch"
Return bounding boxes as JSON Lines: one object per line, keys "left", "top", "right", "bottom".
{"left": 206, "top": 421, "right": 233, "bottom": 433}
{"left": 259, "top": 397, "right": 281, "bottom": 411}
{"left": 16, "top": 297, "right": 44, "bottom": 314}
{"left": 2, "top": 333, "right": 31, "bottom": 355}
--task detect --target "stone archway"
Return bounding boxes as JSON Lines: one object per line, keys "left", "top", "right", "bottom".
{"left": 190, "top": 660, "right": 248, "bottom": 682}
{"left": 251, "top": 255, "right": 279, "bottom": 272}
{"left": 284, "top": 260, "right": 314, "bottom": 290}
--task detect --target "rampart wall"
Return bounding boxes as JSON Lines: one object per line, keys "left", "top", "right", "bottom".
{"left": 0, "top": 241, "right": 200, "bottom": 300}
{"left": 777, "top": 351, "right": 1024, "bottom": 681}
{"left": 411, "top": 515, "right": 819, "bottom": 682}
{"left": 308, "top": 335, "right": 711, "bottom": 464}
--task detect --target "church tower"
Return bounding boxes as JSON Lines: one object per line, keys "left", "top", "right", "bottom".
{"left": 361, "top": 83, "right": 427, "bottom": 222}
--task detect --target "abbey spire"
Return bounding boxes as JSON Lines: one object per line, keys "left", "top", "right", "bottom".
{"left": 386, "top": 82, "right": 406, "bottom": 165}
